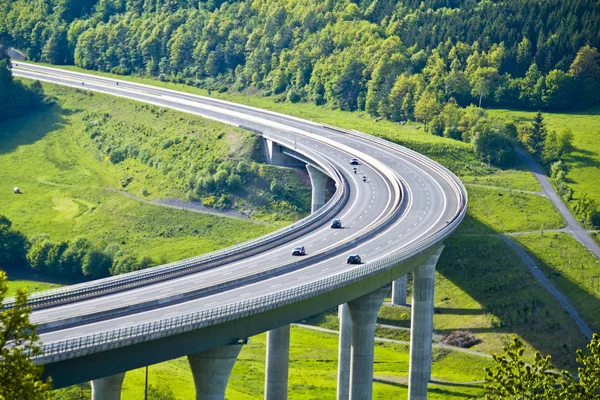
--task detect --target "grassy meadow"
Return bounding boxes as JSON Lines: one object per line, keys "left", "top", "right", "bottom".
{"left": 488, "top": 108, "right": 600, "bottom": 206}
{"left": 0, "top": 83, "right": 287, "bottom": 265}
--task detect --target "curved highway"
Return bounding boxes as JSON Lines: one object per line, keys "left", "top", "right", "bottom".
{"left": 10, "top": 63, "right": 467, "bottom": 385}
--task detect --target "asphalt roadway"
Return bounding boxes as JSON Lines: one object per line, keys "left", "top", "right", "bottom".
{"left": 12, "top": 63, "right": 462, "bottom": 350}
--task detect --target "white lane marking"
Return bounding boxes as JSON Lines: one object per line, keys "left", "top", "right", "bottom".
{"left": 271, "top": 257, "right": 279, "bottom": 261}
{"left": 322, "top": 268, "right": 330, "bottom": 272}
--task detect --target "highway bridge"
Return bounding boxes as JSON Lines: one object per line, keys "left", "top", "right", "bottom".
{"left": 8, "top": 63, "right": 467, "bottom": 400}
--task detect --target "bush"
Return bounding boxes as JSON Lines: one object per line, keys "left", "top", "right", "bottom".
{"left": 287, "top": 89, "right": 301, "bottom": 103}
{"left": 109, "top": 148, "right": 127, "bottom": 164}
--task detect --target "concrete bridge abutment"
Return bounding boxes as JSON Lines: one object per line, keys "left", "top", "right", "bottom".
{"left": 187, "top": 343, "right": 243, "bottom": 400}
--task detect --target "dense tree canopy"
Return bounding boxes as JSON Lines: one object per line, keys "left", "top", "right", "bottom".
{"left": 1, "top": 0, "right": 599, "bottom": 119}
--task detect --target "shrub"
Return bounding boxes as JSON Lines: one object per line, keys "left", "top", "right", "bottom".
{"left": 109, "top": 148, "right": 127, "bottom": 164}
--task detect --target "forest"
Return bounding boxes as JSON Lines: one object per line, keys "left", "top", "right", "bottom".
{"left": 1, "top": 0, "right": 599, "bottom": 122}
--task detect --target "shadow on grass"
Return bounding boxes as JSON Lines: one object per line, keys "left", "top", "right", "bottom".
{"left": 374, "top": 378, "right": 482, "bottom": 398}
{"left": 434, "top": 307, "right": 485, "bottom": 315}
{"left": 0, "top": 104, "right": 68, "bottom": 155}
{"left": 436, "top": 217, "right": 592, "bottom": 369}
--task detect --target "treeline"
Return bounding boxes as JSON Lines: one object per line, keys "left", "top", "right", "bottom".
{"left": 0, "top": 215, "right": 155, "bottom": 280}
{"left": 1, "top": 0, "right": 599, "bottom": 122}
{"left": 0, "top": 47, "right": 47, "bottom": 121}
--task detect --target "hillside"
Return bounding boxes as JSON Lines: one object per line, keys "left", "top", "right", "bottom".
{"left": 0, "top": 81, "right": 311, "bottom": 280}
{"left": 1, "top": 0, "right": 599, "bottom": 118}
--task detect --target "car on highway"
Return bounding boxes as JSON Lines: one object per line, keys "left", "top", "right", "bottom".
{"left": 292, "top": 246, "right": 306, "bottom": 256}
{"left": 350, "top": 158, "right": 359, "bottom": 165}
{"left": 331, "top": 219, "right": 342, "bottom": 229}
{"left": 347, "top": 255, "right": 361, "bottom": 264}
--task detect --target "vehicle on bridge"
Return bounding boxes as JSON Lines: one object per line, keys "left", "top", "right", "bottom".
{"left": 331, "top": 219, "right": 342, "bottom": 229}
{"left": 350, "top": 158, "right": 359, "bottom": 165}
{"left": 347, "top": 255, "right": 361, "bottom": 264}
{"left": 292, "top": 246, "right": 306, "bottom": 256}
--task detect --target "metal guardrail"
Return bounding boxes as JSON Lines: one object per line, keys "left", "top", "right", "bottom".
{"left": 34, "top": 137, "right": 467, "bottom": 363}
{"left": 3, "top": 135, "right": 347, "bottom": 310}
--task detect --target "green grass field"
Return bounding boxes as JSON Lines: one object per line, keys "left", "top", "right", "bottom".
{"left": 0, "top": 84, "right": 286, "bottom": 266}
{"left": 513, "top": 232, "right": 600, "bottom": 332}
{"left": 54, "top": 326, "right": 492, "bottom": 400}
{"left": 457, "top": 185, "right": 565, "bottom": 234}
{"left": 489, "top": 108, "right": 600, "bottom": 206}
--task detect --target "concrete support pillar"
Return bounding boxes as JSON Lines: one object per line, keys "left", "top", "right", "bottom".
{"left": 306, "top": 165, "right": 328, "bottom": 213}
{"left": 336, "top": 303, "right": 351, "bottom": 400}
{"left": 265, "top": 325, "right": 290, "bottom": 400}
{"left": 392, "top": 274, "right": 408, "bottom": 306}
{"left": 188, "top": 344, "right": 243, "bottom": 400}
{"left": 408, "top": 246, "right": 444, "bottom": 400}
{"left": 91, "top": 372, "right": 126, "bottom": 400}
{"left": 348, "top": 287, "right": 388, "bottom": 400}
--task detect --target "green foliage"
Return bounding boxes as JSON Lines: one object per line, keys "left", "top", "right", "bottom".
{"left": 573, "top": 194, "right": 599, "bottom": 228}
{"left": 0, "top": 271, "right": 53, "bottom": 399}
{"left": 147, "top": 384, "right": 177, "bottom": 400}
{"left": 485, "top": 334, "right": 600, "bottom": 399}
{"left": 485, "top": 337, "right": 563, "bottom": 399}
{"left": 3, "top": 0, "right": 600, "bottom": 122}
{"left": 472, "top": 127, "right": 517, "bottom": 168}
{"left": 0, "top": 47, "right": 48, "bottom": 122}
{"left": 0, "top": 215, "right": 29, "bottom": 271}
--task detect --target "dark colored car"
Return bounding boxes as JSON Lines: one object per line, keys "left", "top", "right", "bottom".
{"left": 292, "top": 246, "right": 306, "bottom": 256}
{"left": 350, "top": 158, "right": 359, "bottom": 165}
{"left": 331, "top": 219, "right": 342, "bottom": 229}
{"left": 347, "top": 255, "right": 361, "bottom": 264}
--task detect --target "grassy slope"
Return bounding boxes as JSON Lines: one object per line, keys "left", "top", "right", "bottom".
{"left": 514, "top": 232, "right": 600, "bottom": 332}
{"left": 0, "top": 84, "right": 282, "bottom": 264}
{"left": 305, "top": 236, "right": 589, "bottom": 369}
{"left": 489, "top": 108, "right": 600, "bottom": 205}
{"left": 457, "top": 185, "right": 565, "bottom": 234}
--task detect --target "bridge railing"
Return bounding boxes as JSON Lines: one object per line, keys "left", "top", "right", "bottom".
{"left": 35, "top": 146, "right": 466, "bottom": 363}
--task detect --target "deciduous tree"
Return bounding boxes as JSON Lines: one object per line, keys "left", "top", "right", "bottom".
{"left": 0, "top": 271, "right": 53, "bottom": 399}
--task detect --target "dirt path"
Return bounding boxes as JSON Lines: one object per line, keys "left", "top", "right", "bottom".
{"left": 293, "top": 323, "right": 492, "bottom": 359}
{"left": 500, "top": 236, "right": 593, "bottom": 340}
{"left": 515, "top": 147, "right": 600, "bottom": 259}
